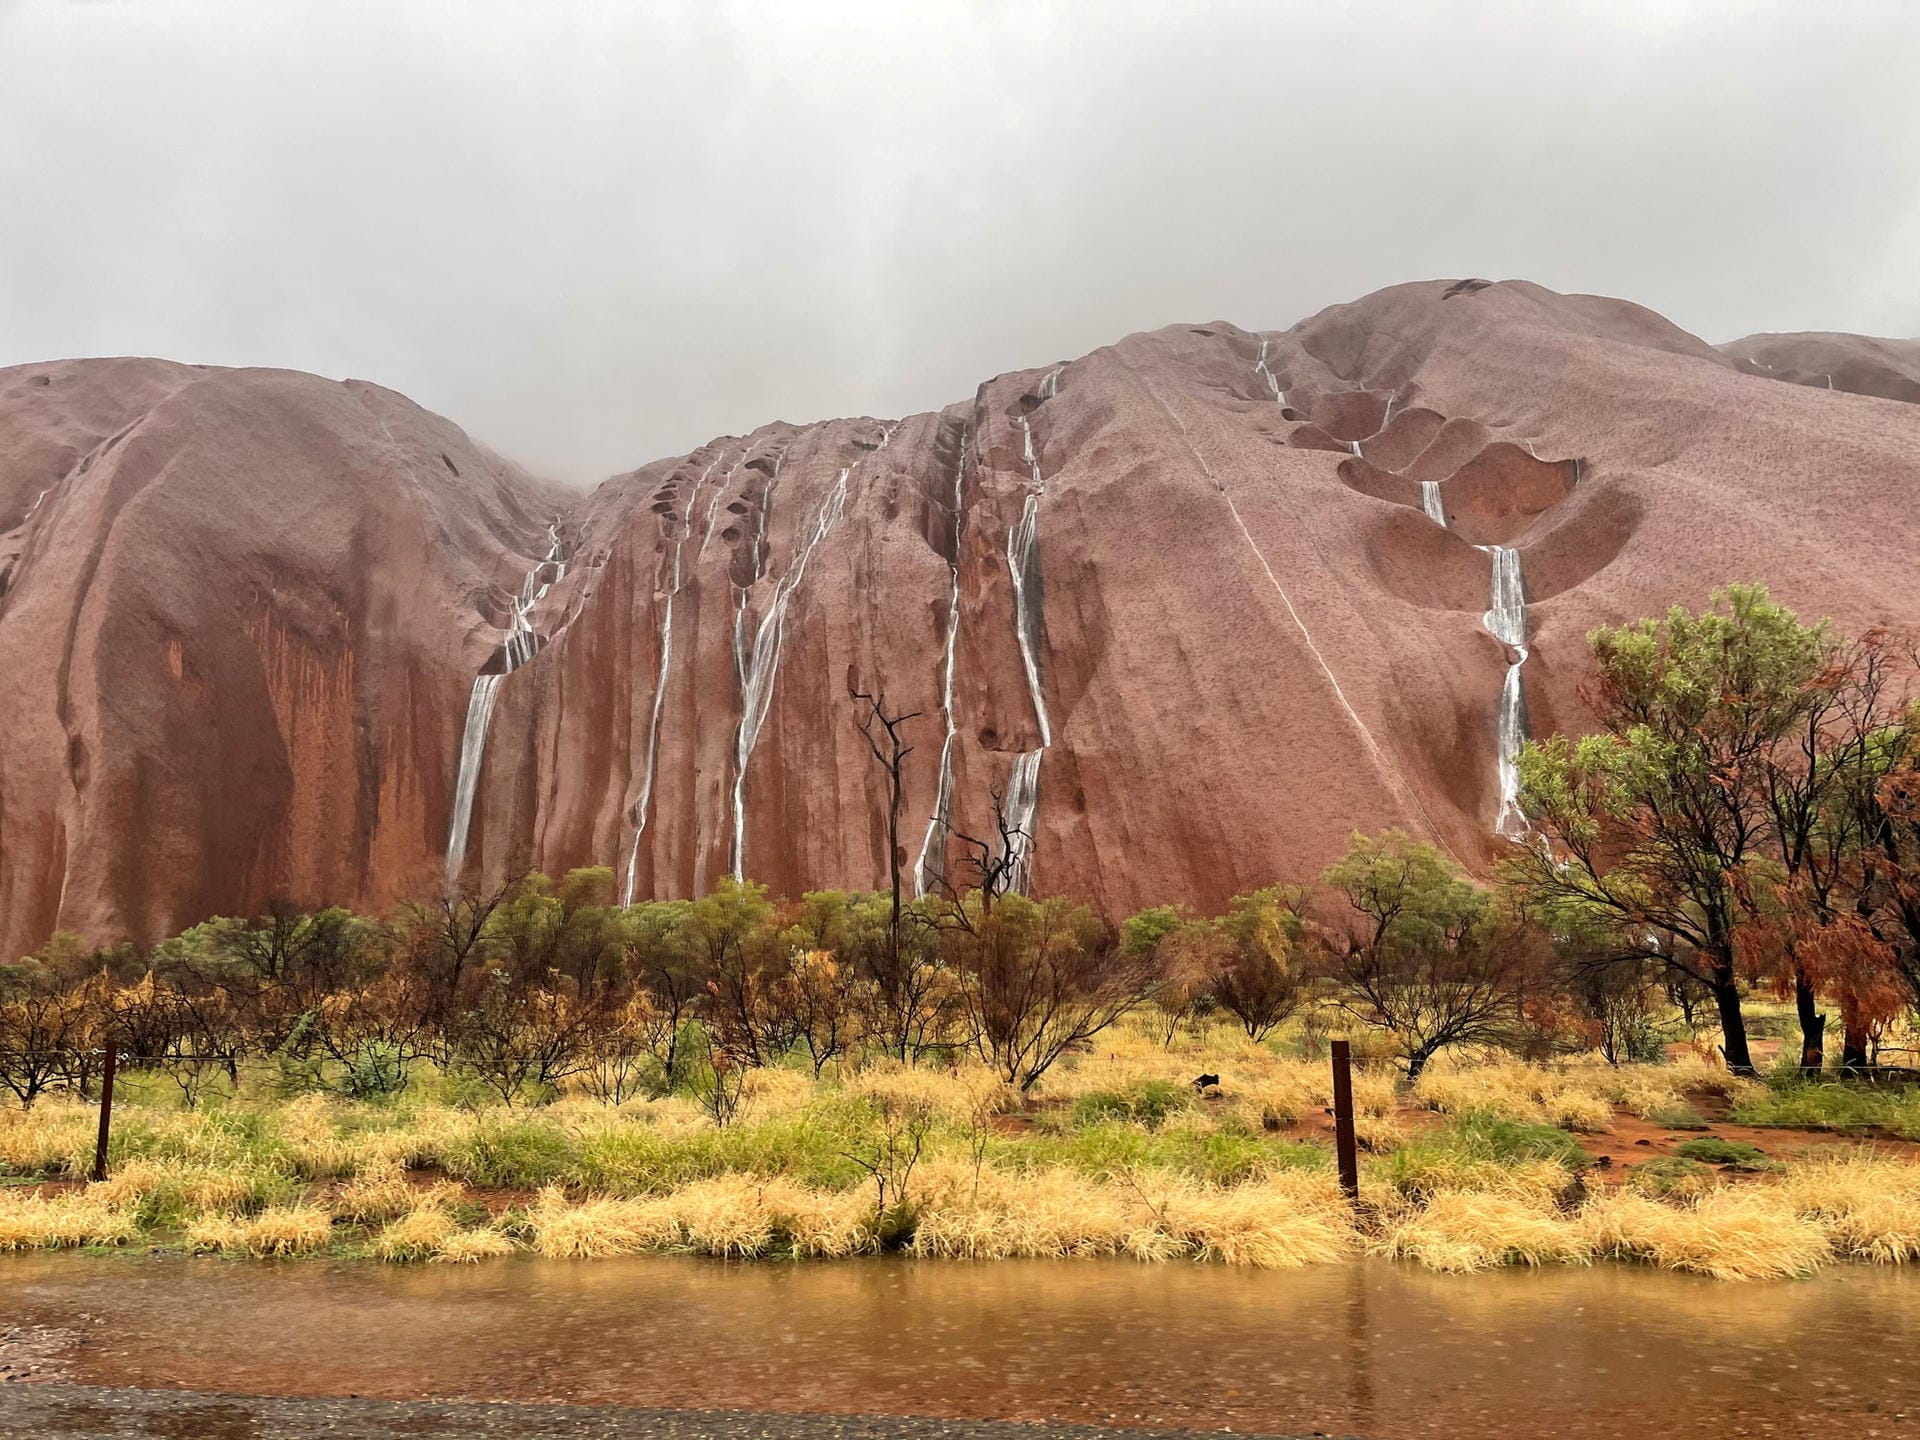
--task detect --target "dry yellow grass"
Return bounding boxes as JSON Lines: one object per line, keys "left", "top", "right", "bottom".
{"left": 0, "top": 1193, "right": 140, "bottom": 1250}
{"left": 1588, "top": 1190, "right": 1831, "bottom": 1281}
{"left": 88, "top": 1157, "right": 282, "bottom": 1216}
{"left": 523, "top": 1188, "right": 677, "bottom": 1259}
{"left": 1772, "top": 1154, "right": 1920, "bottom": 1264}
{"left": 0, "top": 1104, "right": 96, "bottom": 1175}
{"left": 907, "top": 1160, "right": 1355, "bottom": 1268}
{"left": 845, "top": 1062, "right": 1010, "bottom": 1123}
{"left": 1374, "top": 1192, "right": 1594, "bottom": 1272}
{"left": 371, "top": 1201, "right": 515, "bottom": 1263}
{"left": 1151, "top": 1174, "right": 1355, "bottom": 1268}
{"left": 331, "top": 1165, "right": 464, "bottom": 1224}
{"left": 185, "top": 1204, "right": 333, "bottom": 1256}
{"left": 432, "top": 1226, "right": 517, "bottom": 1263}
{"left": 5, "top": 1020, "right": 1917, "bottom": 1280}
{"left": 910, "top": 1161, "right": 1140, "bottom": 1260}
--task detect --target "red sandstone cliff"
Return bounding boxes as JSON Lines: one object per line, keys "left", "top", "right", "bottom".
{"left": 5, "top": 281, "right": 1918, "bottom": 958}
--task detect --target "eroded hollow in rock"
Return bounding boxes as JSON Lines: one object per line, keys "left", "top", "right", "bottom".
{"left": 1362, "top": 509, "right": 1491, "bottom": 614}
{"left": 1518, "top": 483, "right": 1643, "bottom": 604}
{"left": 1337, "top": 456, "right": 1420, "bottom": 509}
{"left": 1434, "top": 444, "right": 1579, "bottom": 546}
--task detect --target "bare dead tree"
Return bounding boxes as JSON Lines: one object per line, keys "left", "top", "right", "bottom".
{"left": 849, "top": 683, "right": 920, "bottom": 956}
{"left": 940, "top": 785, "right": 1025, "bottom": 928}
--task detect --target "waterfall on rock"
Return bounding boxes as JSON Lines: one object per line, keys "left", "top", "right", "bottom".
{"left": 620, "top": 454, "right": 730, "bottom": 905}
{"left": 1003, "top": 373, "right": 1060, "bottom": 891}
{"left": 444, "top": 522, "right": 566, "bottom": 889}
{"left": 1482, "top": 545, "right": 1530, "bottom": 837}
{"left": 729, "top": 466, "right": 851, "bottom": 880}
{"left": 728, "top": 426, "right": 894, "bottom": 882}
{"left": 914, "top": 428, "right": 969, "bottom": 898}
{"left": 1420, "top": 481, "right": 1446, "bottom": 526}
{"left": 1255, "top": 336, "right": 1287, "bottom": 407}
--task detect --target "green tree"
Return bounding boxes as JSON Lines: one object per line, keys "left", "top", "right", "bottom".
{"left": 1323, "top": 831, "right": 1541, "bottom": 1080}
{"left": 687, "top": 877, "right": 785, "bottom": 1065}
{"left": 1211, "top": 886, "right": 1314, "bottom": 1043}
{"left": 1506, "top": 585, "right": 1857, "bottom": 1075}
{"left": 947, "top": 893, "right": 1161, "bottom": 1090}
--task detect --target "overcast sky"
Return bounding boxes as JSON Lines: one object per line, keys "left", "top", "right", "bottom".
{"left": 4, "top": 0, "right": 1917, "bottom": 486}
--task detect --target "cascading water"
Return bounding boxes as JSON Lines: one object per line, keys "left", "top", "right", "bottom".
{"left": 729, "top": 427, "right": 894, "bottom": 880}
{"left": 1481, "top": 545, "right": 1530, "bottom": 837}
{"left": 444, "top": 522, "right": 565, "bottom": 889}
{"left": 1420, "top": 481, "right": 1446, "bottom": 526}
{"left": 914, "top": 428, "right": 969, "bottom": 898}
{"left": 1002, "top": 374, "right": 1060, "bottom": 891}
{"left": 620, "top": 455, "right": 728, "bottom": 905}
{"left": 1254, "top": 337, "right": 1287, "bottom": 407}
{"left": 444, "top": 676, "right": 504, "bottom": 886}
{"left": 730, "top": 472, "right": 848, "bottom": 879}
{"left": 1348, "top": 439, "right": 1363, "bottom": 457}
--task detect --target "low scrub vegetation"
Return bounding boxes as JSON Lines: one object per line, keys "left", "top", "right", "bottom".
{"left": 2, "top": 587, "right": 1919, "bottom": 1280}
{"left": 0, "top": 1014, "right": 1917, "bottom": 1281}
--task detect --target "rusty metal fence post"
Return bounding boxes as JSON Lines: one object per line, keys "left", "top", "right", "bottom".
{"left": 1330, "top": 1038, "right": 1359, "bottom": 1204}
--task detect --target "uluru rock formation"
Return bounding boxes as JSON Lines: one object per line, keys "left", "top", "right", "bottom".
{"left": 1720, "top": 331, "right": 1920, "bottom": 407}
{"left": 4, "top": 280, "right": 1919, "bottom": 958}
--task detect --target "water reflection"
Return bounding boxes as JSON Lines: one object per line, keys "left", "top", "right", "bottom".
{"left": 2, "top": 1255, "right": 1914, "bottom": 1438}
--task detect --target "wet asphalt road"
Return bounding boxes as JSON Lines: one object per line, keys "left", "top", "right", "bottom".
{"left": 0, "top": 1387, "right": 1341, "bottom": 1440}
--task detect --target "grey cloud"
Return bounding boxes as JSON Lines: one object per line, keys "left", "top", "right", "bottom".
{"left": 3, "top": 0, "right": 1916, "bottom": 485}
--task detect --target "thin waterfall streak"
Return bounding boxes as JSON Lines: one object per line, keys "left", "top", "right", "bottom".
{"left": 1421, "top": 481, "right": 1447, "bottom": 526}
{"left": 1006, "top": 497, "right": 1051, "bottom": 745}
{"left": 620, "top": 454, "right": 727, "bottom": 905}
{"left": 1255, "top": 336, "right": 1286, "bottom": 407}
{"left": 1480, "top": 544, "right": 1531, "bottom": 837}
{"left": 444, "top": 520, "right": 567, "bottom": 888}
{"left": 729, "top": 462, "right": 855, "bottom": 880}
{"left": 1003, "top": 402, "right": 1059, "bottom": 891}
{"left": 1349, "top": 439, "right": 1363, "bottom": 457}
{"left": 1218, "top": 488, "right": 1395, "bottom": 780}
{"left": 619, "top": 585, "right": 672, "bottom": 905}
{"left": 699, "top": 450, "right": 759, "bottom": 561}
{"left": 915, "top": 432, "right": 968, "bottom": 897}
{"left": 1145, "top": 355, "right": 1431, "bottom": 833}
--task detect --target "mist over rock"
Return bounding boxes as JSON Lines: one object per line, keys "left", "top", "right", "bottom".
{"left": 4, "top": 280, "right": 1918, "bottom": 958}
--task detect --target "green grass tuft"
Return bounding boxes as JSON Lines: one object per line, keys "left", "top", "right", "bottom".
{"left": 1673, "top": 1137, "right": 1771, "bottom": 1171}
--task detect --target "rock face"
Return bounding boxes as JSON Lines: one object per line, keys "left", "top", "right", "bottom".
{"left": 5, "top": 281, "right": 1919, "bottom": 957}
{"left": 0, "top": 361, "right": 568, "bottom": 957}
{"left": 1721, "top": 332, "right": 1920, "bottom": 405}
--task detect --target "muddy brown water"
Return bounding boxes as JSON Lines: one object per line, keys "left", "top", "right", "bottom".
{"left": 2, "top": 1254, "right": 1916, "bottom": 1438}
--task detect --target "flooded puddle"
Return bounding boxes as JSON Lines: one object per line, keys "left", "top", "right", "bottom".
{"left": 2, "top": 1254, "right": 1916, "bottom": 1437}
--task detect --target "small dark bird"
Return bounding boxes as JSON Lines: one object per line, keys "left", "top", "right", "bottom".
{"left": 1193, "top": 1073, "right": 1220, "bottom": 1092}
